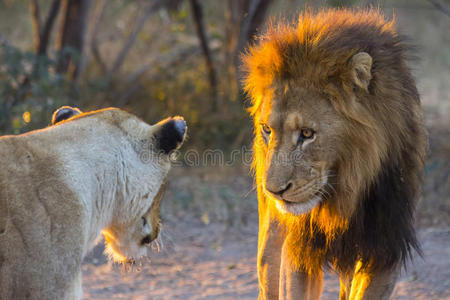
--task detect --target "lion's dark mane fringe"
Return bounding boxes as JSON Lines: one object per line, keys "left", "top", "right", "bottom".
{"left": 331, "top": 158, "right": 421, "bottom": 273}
{"left": 296, "top": 150, "right": 423, "bottom": 274}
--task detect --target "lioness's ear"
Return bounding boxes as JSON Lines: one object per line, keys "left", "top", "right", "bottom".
{"left": 349, "top": 52, "right": 372, "bottom": 91}
{"left": 52, "top": 106, "right": 83, "bottom": 125}
{"left": 153, "top": 116, "right": 187, "bottom": 154}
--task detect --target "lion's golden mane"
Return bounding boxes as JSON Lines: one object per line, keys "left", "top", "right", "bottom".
{"left": 242, "top": 9, "right": 427, "bottom": 274}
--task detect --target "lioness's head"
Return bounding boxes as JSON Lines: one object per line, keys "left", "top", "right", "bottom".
{"left": 52, "top": 106, "right": 187, "bottom": 263}
{"left": 101, "top": 179, "right": 168, "bottom": 265}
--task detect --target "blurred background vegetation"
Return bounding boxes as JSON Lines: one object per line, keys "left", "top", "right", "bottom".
{"left": 0, "top": 0, "right": 448, "bottom": 226}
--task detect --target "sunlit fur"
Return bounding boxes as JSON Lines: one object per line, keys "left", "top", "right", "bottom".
{"left": 242, "top": 8, "right": 427, "bottom": 299}
{"left": 102, "top": 230, "right": 130, "bottom": 263}
{"left": 102, "top": 181, "right": 166, "bottom": 265}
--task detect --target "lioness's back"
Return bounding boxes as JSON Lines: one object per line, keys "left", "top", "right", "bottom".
{"left": 0, "top": 111, "right": 115, "bottom": 299}
{"left": 0, "top": 132, "right": 85, "bottom": 299}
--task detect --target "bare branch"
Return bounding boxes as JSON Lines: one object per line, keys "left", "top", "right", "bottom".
{"left": 29, "top": 0, "right": 41, "bottom": 53}
{"left": 237, "top": 0, "right": 273, "bottom": 56}
{"left": 29, "top": 0, "right": 62, "bottom": 56}
{"left": 115, "top": 46, "right": 199, "bottom": 106}
{"left": 189, "top": 0, "right": 218, "bottom": 104}
{"left": 246, "top": 0, "right": 273, "bottom": 42}
{"left": 20, "top": 0, "right": 60, "bottom": 101}
{"left": 109, "top": 0, "right": 164, "bottom": 77}
{"left": 38, "top": 0, "right": 62, "bottom": 56}
{"left": 91, "top": 43, "right": 107, "bottom": 74}
{"left": 87, "top": 0, "right": 109, "bottom": 74}
{"left": 125, "top": 46, "right": 199, "bottom": 85}
{"left": 233, "top": 0, "right": 273, "bottom": 81}
{"left": 428, "top": 0, "right": 450, "bottom": 17}
{"left": 55, "top": 0, "right": 91, "bottom": 80}
{"left": 223, "top": 0, "right": 249, "bottom": 99}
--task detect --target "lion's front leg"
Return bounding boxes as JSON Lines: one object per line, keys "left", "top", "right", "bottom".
{"left": 278, "top": 239, "right": 323, "bottom": 300}
{"left": 339, "top": 262, "right": 400, "bottom": 300}
{"left": 257, "top": 209, "right": 284, "bottom": 300}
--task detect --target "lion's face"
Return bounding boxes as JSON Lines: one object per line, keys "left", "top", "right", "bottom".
{"left": 248, "top": 50, "right": 379, "bottom": 220}
{"left": 258, "top": 84, "right": 345, "bottom": 216}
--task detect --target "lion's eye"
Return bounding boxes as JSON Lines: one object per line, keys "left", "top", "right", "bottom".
{"left": 261, "top": 123, "right": 272, "bottom": 135}
{"left": 300, "top": 128, "right": 314, "bottom": 139}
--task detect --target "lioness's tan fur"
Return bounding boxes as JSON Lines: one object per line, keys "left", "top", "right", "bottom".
{"left": 0, "top": 108, "right": 182, "bottom": 299}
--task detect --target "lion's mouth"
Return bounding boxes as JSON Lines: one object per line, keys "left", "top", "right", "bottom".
{"left": 276, "top": 195, "right": 322, "bottom": 215}
{"left": 279, "top": 190, "right": 323, "bottom": 206}
{"left": 275, "top": 187, "right": 326, "bottom": 215}
{"left": 281, "top": 185, "right": 325, "bottom": 203}
{"left": 263, "top": 179, "right": 327, "bottom": 215}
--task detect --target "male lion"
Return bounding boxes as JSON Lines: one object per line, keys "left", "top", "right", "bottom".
{"left": 0, "top": 107, "right": 186, "bottom": 299}
{"left": 242, "top": 10, "right": 427, "bottom": 299}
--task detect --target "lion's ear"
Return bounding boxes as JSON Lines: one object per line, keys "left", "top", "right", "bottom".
{"left": 349, "top": 52, "right": 372, "bottom": 91}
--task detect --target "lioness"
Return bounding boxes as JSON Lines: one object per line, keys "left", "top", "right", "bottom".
{"left": 0, "top": 107, "right": 186, "bottom": 299}
{"left": 242, "top": 10, "right": 427, "bottom": 299}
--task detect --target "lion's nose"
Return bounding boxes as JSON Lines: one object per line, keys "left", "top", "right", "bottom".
{"left": 266, "top": 182, "right": 292, "bottom": 196}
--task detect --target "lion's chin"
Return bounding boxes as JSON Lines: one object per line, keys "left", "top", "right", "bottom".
{"left": 275, "top": 195, "right": 322, "bottom": 216}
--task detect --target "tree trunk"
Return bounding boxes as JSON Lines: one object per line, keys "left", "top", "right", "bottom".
{"left": 189, "top": 0, "right": 218, "bottom": 107}
{"left": 224, "top": 0, "right": 249, "bottom": 69}
{"left": 29, "top": 0, "right": 41, "bottom": 53}
{"left": 235, "top": 0, "right": 273, "bottom": 73}
{"left": 224, "top": 0, "right": 273, "bottom": 99}
{"left": 224, "top": 0, "right": 249, "bottom": 100}
{"left": 29, "top": 0, "right": 62, "bottom": 57}
{"left": 83, "top": 0, "right": 109, "bottom": 76}
{"left": 109, "top": 0, "right": 163, "bottom": 78}
{"left": 244, "top": 0, "right": 273, "bottom": 43}
{"left": 55, "top": 0, "right": 91, "bottom": 80}
{"left": 38, "top": 0, "right": 62, "bottom": 56}
{"left": 25, "top": 0, "right": 62, "bottom": 101}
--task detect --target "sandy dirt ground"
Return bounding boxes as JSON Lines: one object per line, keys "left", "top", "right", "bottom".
{"left": 82, "top": 213, "right": 450, "bottom": 300}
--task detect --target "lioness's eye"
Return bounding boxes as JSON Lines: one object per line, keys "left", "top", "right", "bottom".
{"left": 261, "top": 123, "right": 272, "bottom": 135}
{"left": 300, "top": 128, "right": 314, "bottom": 139}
